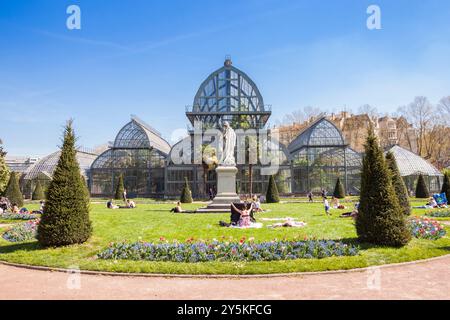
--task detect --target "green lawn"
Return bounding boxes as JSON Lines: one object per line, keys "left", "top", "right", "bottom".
{"left": 0, "top": 200, "right": 449, "bottom": 275}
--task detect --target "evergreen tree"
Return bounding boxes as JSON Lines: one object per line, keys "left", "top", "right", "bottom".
{"left": 180, "top": 177, "right": 193, "bottom": 203}
{"left": 333, "top": 177, "right": 346, "bottom": 199}
{"left": 0, "top": 139, "right": 10, "bottom": 195}
{"left": 32, "top": 180, "right": 45, "bottom": 200}
{"left": 415, "top": 174, "right": 429, "bottom": 198}
{"left": 37, "top": 120, "right": 92, "bottom": 247}
{"left": 385, "top": 152, "right": 411, "bottom": 215}
{"left": 114, "top": 174, "right": 125, "bottom": 200}
{"left": 440, "top": 172, "right": 449, "bottom": 203}
{"left": 355, "top": 128, "right": 410, "bottom": 247}
{"left": 265, "top": 175, "right": 280, "bottom": 203}
{"left": 5, "top": 172, "right": 24, "bottom": 207}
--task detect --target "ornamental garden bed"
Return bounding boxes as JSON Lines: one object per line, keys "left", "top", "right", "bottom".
{"left": 0, "top": 202, "right": 449, "bottom": 275}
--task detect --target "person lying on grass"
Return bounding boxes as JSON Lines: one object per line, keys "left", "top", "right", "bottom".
{"left": 107, "top": 199, "right": 119, "bottom": 209}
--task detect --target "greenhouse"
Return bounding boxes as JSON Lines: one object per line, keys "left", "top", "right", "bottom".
{"left": 288, "top": 118, "right": 362, "bottom": 195}
{"left": 165, "top": 58, "right": 290, "bottom": 198}
{"left": 89, "top": 116, "right": 170, "bottom": 197}
{"left": 21, "top": 148, "right": 98, "bottom": 198}
{"left": 387, "top": 145, "right": 443, "bottom": 194}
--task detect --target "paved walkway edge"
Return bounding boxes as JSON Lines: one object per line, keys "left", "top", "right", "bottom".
{"left": 1, "top": 253, "right": 450, "bottom": 279}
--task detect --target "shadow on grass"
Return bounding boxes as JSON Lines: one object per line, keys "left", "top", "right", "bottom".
{"left": 0, "top": 241, "right": 41, "bottom": 254}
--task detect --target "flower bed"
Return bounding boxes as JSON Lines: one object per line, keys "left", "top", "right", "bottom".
{"left": 2, "top": 220, "right": 39, "bottom": 242}
{"left": 408, "top": 217, "right": 446, "bottom": 240}
{"left": 425, "top": 210, "right": 450, "bottom": 218}
{"left": 0, "top": 212, "right": 40, "bottom": 220}
{"left": 97, "top": 239, "right": 360, "bottom": 262}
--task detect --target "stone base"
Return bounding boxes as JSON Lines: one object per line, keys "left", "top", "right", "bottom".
{"left": 196, "top": 166, "right": 240, "bottom": 213}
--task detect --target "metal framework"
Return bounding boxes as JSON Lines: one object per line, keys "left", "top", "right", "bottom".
{"left": 387, "top": 145, "right": 443, "bottom": 193}
{"left": 185, "top": 58, "right": 271, "bottom": 129}
{"left": 89, "top": 117, "right": 170, "bottom": 197}
{"left": 289, "top": 118, "right": 362, "bottom": 195}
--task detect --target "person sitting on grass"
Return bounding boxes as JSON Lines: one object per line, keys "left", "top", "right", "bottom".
{"left": 11, "top": 203, "right": 19, "bottom": 214}
{"left": 252, "top": 195, "right": 263, "bottom": 213}
{"left": 107, "top": 199, "right": 119, "bottom": 209}
{"left": 126, "top": 199, "right": 136, "bottom": 208}
{"left": 170, "top": 201, "right": 183, "bottom": 213}
{"left": 231, "top": 202, "right": 254, "bottom": 227}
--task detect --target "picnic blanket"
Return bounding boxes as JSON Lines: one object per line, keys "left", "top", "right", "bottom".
{"left": 230, "top": 222, "right": 263, "bottom": 229}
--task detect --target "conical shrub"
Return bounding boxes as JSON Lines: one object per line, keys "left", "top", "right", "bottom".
{"left": 415, "top": 174, "right": 429, "bottom": 198}
{"left": 385, "top": 152, "right": 411, "bottom": 215}
{"left": 355, "top": 128, "right": 410, "bottom": 247}
{"left": 5, "top": 172, "right": 24, "bottom": 207}
{"left": 37, "top": 120, "right": 92, "bottom": 247}
{"left": 266, "top": 175, "right": 280, "bottom": 203}
{"left": 333, "top": 177, "right": 346, "bottom": 199}
{"left": 0, "top": 143, "right": 10, "bottom": 195}
{"left": 180, "top": 177, "right": 193, "bottom": 203}
{"left": 32, "top": 180, "right": 45, "bottom": 200}
{"left": 440, "top": 172, "right": 449, "bottom": 203}
{"left": 114, "top": 174, "right": 124, "bottom": 200}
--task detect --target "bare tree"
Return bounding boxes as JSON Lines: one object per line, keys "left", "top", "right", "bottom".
{"left": 438, "top": 96, "right": 450, "bottom": 124}
{"left": 397, "top": 96, "right": 435, "bottom": 157}
{"left": 358, "top": 104, "right": 378, "bottom": 118}
{"left": 282, "top": 106, "right": 322, "bottom": 125}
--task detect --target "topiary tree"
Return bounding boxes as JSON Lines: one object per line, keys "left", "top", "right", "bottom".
{"left": 441, "top": 172, "right": 450, "bottom": 203}
{"left": 0, "top": 139, "right": 10, "bottom": 195}
{"left": 415, "top": 173, "right": 429, "bottom": 198}
{"left": 265, "top": 175, "right": 280, "bottom": 203}
{"left": 32, "top": 180, "right": 45, "bottom": 200}
{"left": 114, "top": 174, "right": 124, "bottom": 200}
{"left": 5, "top": 172, "right": 24, "bottom": 207}
{"left": 37, "top": 120, "right": 92, "bottom": 247}
{"left": 385, "top": 152, "right": 411, "bottom": 215}
{"left": 180, "top": 177, "right": 193, "bottom": 203}
{"left": 333, "top": 177, "right": 346, "bottom": 199}
{"left": 355, "top": 127, "right": 410, "bottom": 247}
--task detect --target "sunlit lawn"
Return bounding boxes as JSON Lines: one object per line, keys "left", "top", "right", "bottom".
{"left": 0, "top": 198, "right": 449, "bottom": 275}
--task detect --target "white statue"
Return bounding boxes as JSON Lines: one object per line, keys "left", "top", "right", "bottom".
{"left": 222, "top": 121, "right": 236, "bottom": 166}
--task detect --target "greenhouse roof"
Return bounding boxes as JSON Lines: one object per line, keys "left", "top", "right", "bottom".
{"left": 288, "top": 117, "right": 345, "bottom": 153}
{"left": 387, "top": 145, "right": 443, "bottom": 177}
{"left": 23, "top": 149, "right": 98, "bottom": 180}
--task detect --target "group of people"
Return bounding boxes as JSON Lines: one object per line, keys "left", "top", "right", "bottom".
{"left": 415, "top": 196, "right": 448, "bottom": 209}
{"left": 106, "top": 189, "right": 136, "bottom": 210}
{"left": 0, "top": 198, "right": 45, "bottom": 215}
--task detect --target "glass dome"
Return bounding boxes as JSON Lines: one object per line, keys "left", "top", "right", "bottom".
{"left": 289, "top": 118, "right": 362, "bottom": 194}
{"left": 89, "top": 116, "right": 170, "bottom": 197}
{"left": 288, "top": 118, "right": 345, "bottom": 154}
{"left": 387, "top": 145, "right": 443, "bottom": 193}
{"left": 186, "top": 58, "right": 271, "bottom": 129}
{"left": 23, "top": 150, "right": 97, "bottom": 181}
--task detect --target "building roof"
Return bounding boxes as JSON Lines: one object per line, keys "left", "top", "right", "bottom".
{"left": 387, "top": 145, "right": 443, "bottom": 177}
{"left": 288, "top": 117, "right": 345, "bottom": 153}
{"left": 113, "top": 116, "right": 171, "bottom": 155}
{"left": 23, "top": 149, "right": 98, "bottom": 180}
{"left": 186, "top": 58, "right": 271, "bottom": 128}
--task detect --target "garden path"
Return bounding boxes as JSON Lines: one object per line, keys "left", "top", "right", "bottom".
{"left": 1, "top": 255, "right": 450, "bottom": 299}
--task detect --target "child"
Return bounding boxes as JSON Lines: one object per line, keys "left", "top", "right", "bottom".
{"left": 324, "top": 197, "right": 330, "bottom": 216}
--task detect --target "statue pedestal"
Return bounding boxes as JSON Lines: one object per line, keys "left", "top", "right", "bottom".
{"left": 196, "top": 166, "right": 240, "bottom": 213}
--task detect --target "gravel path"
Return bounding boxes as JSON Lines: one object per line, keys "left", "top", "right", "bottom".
{"left": 1, "top": 255, "right": 450, "bottom": 300}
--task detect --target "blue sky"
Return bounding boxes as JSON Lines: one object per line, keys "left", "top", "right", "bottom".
{"left": 1, "top": 0, "right": 449, "bottom": 156}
